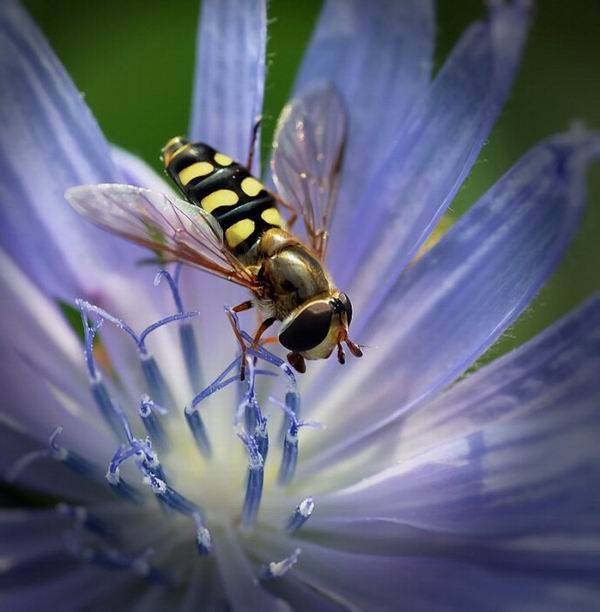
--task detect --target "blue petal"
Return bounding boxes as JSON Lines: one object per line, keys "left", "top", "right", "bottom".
{"left": 0, "top": 1, "right": 139, "bottom": 300}
{"left": 189, "top": 0, "right": 266, "bottom": 175}
{"left": 298, "top": 299, "right": 600, "bottom": 588}
{"left": 294, "top": 0, "right": 434, "bottom": 269}
{"left": 0, "top": 422, "right": 106, "bottom": 501}
{"left": 0, "top": 250, "right": 115, "bottom": 465}
{"left": 257, "top": 535, "right": 600, "bottom": 610}
{"left": 111, "top": 146, "right": 174, "bottom": 195}
{"left": 0, "top": 556, "right": 101, "bottom": 607}
{"left": 0, "top": 510, "right": 69, "bottom": 563}
{"left": 212, "top": 526, "right": 290, "bottom": 611}
{"left": 303, "top": 131, "right": 600, "bottom": 470}
{"left": 337, "top": 0, "right": 531, "bottom": 293}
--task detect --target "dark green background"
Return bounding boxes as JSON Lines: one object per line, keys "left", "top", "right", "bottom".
{"left": 22, "top": 0, "right": 600, "bottom": 364}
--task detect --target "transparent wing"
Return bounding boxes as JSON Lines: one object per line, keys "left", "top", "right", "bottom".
{"left": 271, "top": 82, "right": 347, "bottom": 260}
{"left": 66, "top": 183, "right": 256, "bottom": 288}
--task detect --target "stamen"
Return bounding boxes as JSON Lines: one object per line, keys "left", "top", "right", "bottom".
{"left": 77, "top": 300, "right": 199, "bottom": 410}
{"left": 193, "top": 512, "right": 212, "bottom": 555}
{"left": 90, "top": 376, "right": 128, "bottom": 442}
{"left": 48, "top": 427, "right": 102, "bottom": 479}
{"left": 139, "top": 350, "right": 173, "bottom": 411}
{"left": 260, "top": 548, "right": 301, "bottom": 580}
{"left": 179, "top": 322, "right": 202, "bottom": 391}
{"left": 155, "top": 266, "right": 203, "bottom": 391}
{"left": 248, "top": 343, "right": 297, "bottom": 389}
{"left": 279, "top": 426, "right": 298, "bottom": 486}
{"left": 106, "top": 446, "right": 143, "bottom": 503}
{"left": 5, "top": 449, "right": 49, "bottom": 482}
{"left": 106, "top": 471, "right": 142, "bottom": 503}
{"left": 279, "top": 390, "right": 301, "bottom": 443}
{"left": 184, "top": 405, "right": 212, "bottom": 458}
{"left": 191, "top": 357, "right": 240, "bottom": 406}
{"left": 79, "top": 306, "right": 101, "bottom": 380}
{"left": 255, "top": 416, "right": 269, "bottom": 464}
{"left": 238, "top": 431, "right": 264, "bottom": 529}
{"left": 235, "top": 358, "right": 269, "bottom": 461}
{"left": 184, "top": 356, "right": 242, "bottom": 458}
{"left": 65, "top": 534, "right": 170, "bottom": 586}
{"left": 141, "top": 467, "right": 199, "bottom": 516}
{"left": 136, "top": 457, "right": 212, "bottom": 556}
{"left": 270, "top": 399, "right": 322, "bottom": 486}
{"left": 78, "top": 304, "right": 128, "bottom": 441}
{"left": 138, "top": 311, "right": 199, "bottom": 348}
{"left": 139, "top": 395, "right": 169, "bottom": 451}
{"left": 154, "top": 267, "right": 185, "bottom": 313}
{"left": 285, "top": 497, "right": 315, "bottom": 533}
{"left": 56, "top": 503, "right": 113, "bottom": 538}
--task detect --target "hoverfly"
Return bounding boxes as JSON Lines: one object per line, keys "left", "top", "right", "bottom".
{"left": 66, "top": 83, "right": 362, "bottom": 375}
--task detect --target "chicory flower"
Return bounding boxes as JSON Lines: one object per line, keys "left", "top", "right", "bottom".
{"left": 1, "top": 0, "right": 599, "bottom": 609}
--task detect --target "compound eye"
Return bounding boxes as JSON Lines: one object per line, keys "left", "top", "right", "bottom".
{"left": 279, "top": 302, "right": 333, "bottom": 352}
{"left": 338, "top": 292, "right": 353, "bottom": 325}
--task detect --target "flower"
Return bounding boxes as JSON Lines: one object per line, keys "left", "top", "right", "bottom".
{"left": 1, "top": 0, "right": 600, "bottom": 609}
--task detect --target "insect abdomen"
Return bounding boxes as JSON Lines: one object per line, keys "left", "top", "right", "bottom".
{"left": 162, "top": 137, "right": 284, "bottom": 258}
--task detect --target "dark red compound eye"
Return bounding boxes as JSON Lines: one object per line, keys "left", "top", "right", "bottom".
{"left": 279, "top": 302, "right": 333, "bottom": 352}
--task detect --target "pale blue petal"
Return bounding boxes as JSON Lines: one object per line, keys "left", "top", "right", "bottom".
{"left": 111, "top": 146, "right": 174, "bottom": 195}
{"left": 255, "top": 535, "right": 600, "bottom": 611}
{"left": 337, "top": 0, "right": 531, "bottom": 295}
{"left": 0, "top": 510, "right": 68, "bottom": 562}
{"left": 302, "top": 131, "right": 600, "bottom": 470}
{"left": 263, "top": 576, "right": 346, "bottom": 612}
{"left": 290, "top": 300, "right": 600, "bottom": 594}
{"left": 1, "top": 555, "right": 134, "bottom": 611}
{"left": 321, "top": 325, "right": 600, "bottom": 538}
{"left": 293, "top": 0, "right": 434, "bottom": 266}
{"left": 0, "top": 250, "right": 115, "bottom": 467}
{"left": 0, "top": 1, "right": 140, "bottom": 301}
{"left": 212, "top": 526, "right": 292, "bottom": 612}
{"left": 189, "top": 0, "right": 266, "bottom": 175}
{"left": 0, "top": 422, "right": 107, "bottom": 501}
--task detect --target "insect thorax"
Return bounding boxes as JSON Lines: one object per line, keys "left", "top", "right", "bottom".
{"left": 164, "top": 139, "right": 284, "bottom": 261}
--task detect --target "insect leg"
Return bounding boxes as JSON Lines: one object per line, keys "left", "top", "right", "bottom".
{"left": 271, "top": 193, "right": 298, "bottom": 230}
{"left": 251, "top": 317, "right": 276, "bottom": 348}
{"left": 233, "top": 300, "right": 254, "bottom": 314}
{"left": 246, "top": 117, "right": 262, "bottom": 171}
{"left": 227, "top": 301, "right": 255, "bottom": 380}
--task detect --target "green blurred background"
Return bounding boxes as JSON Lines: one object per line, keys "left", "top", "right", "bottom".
{"left": 22, "top": 0, "right": 600, "bottom": 365}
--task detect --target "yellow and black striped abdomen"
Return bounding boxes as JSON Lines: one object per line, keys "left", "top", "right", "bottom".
{"left": 162, "top": 137, "right": 284, "bottom": 258}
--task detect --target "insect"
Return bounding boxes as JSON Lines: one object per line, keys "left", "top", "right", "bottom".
{"left": 66, "top": 83, "right": 362, "bottom": 376}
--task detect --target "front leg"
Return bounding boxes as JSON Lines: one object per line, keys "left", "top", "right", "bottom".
{"left": 251, "top": 317, "right": 276, "bottom": 348}
{"left": 226, "top": 300, "right": 254, "bottom": 380}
